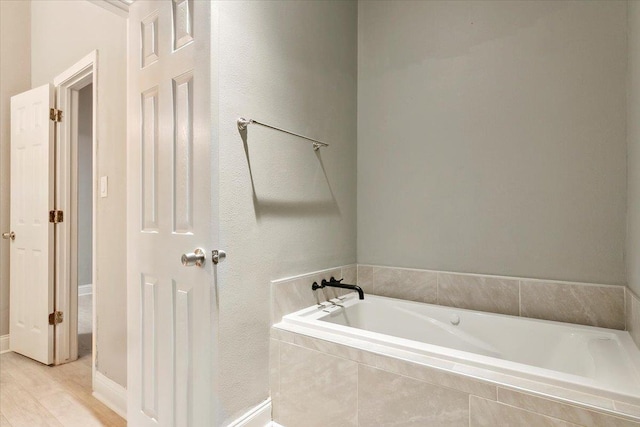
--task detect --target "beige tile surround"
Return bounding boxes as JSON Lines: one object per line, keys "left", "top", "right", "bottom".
{"left": 271, "top": 264, "right": 633, "bottom": 332}
{"left": 357, "top": 265, "right": 627, "bottom": 330}
{"left": 270, "top": 329, "right": 640, "bottom": 427}
{"left": 272, "top": 264, "right": 639, "bottom": 348}
{"left": 271, "top": 266, "right": 356, "bottom": 324}
{"left": 627, "top": 288, "right": 640, "bottom": 349}
{"left": 270, "top": 266, "right": 640, "bottom": 426}
{"left": 358, "top": 364, "right": 469, "bottom": 426}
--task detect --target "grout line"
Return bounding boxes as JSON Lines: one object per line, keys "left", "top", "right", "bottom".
{"left": 354, "top": 264, "right": 623, "bottom": 289}
{"left": 371, "top": 267, "right": 375, "bottom": 295}
{"left": 356, "top": 363, "right": 359, "bottom": 427}
{"left": 625, "top": 287, "right": 628, "bottom": 331}
{"left": 518, "top": 280, "right": 522, "bottom": 317}
{"left": 275, "top": 338, "right": 280, "bottom": 422}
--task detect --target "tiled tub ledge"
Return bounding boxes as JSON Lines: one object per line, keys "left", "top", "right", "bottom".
{"left": 271, "top": 264, "right": 357, "bottom": 325}
{"left": 270, "top": 324, "right": 640, "bottom": 427}
{"left": 627, "top": 287, "right": 640, "bottom": 349}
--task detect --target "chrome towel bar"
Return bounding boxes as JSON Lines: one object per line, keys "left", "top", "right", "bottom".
{"left": 237, "top": 117, "right": 329, "bottom": 151}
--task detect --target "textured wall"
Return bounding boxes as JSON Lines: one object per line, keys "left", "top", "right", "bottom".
{"left": 31, "top": 0, "right": 127, "bottom": 386}
{"left": 216, "top": 1, "right": 357, "bottom": 423}
{"left": 358, "top": 1, "right": 628, "bottom": 285}
{"left": 628, "top": 1, "right": 640, "bottom": 298}
{"left": 0, "top": 0, "right": 31, "bottom": 337}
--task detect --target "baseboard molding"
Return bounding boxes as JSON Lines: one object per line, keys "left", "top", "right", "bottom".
{"left": 93, "top": 371, "right": 127, "bottom": 420}
{"left": 0, "top": 335, "right": 9, "bottom": 354}
{"left": 78, "top": 283, "right": 93, "bottom": 296}
{"left": 228, "top": 398, "right": 272, "bottom": 427}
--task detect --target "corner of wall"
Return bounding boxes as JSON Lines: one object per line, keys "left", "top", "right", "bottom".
{"left": 627, "top": 0, "right": 640, "bottom": 298}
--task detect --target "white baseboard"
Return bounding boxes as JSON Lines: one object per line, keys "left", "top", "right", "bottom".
{"left": 228, "top": 398, "right": 272, "bottom": 427}
{"left": 0, "top": 335, "right": 9, "bottom": 354}
{"left": 78, "top": 283, "right": 93, "bottom": 296}
{"left": 93, "top": 371, "right": 127, "bottom": 420}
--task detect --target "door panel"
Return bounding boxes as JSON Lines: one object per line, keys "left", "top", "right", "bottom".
{"left": 9, "top": 84, "right": 55, "bottom": 365}
{"left": 128, "top": 1, "right": 214, "bottom": 426}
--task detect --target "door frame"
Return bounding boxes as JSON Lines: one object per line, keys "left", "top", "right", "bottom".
{"left": 52, "top": 51, "right": 98, "bottom": 382}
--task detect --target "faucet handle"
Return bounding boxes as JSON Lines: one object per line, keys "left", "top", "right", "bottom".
{"left": 322, "top": 277, "right": 344, "bottom": 286}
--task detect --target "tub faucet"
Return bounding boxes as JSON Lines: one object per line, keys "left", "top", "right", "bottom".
{"left": 312, "top": 277, "right": 365, "bottom": 300}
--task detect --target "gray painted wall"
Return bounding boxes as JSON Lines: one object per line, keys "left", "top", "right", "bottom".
{"left": 31, "top": 0, "right": 127, "bottom": 386}
{"left": 217, "top": 1, "right": 357, "bottom": 423}
{"left": 0, "top": 0, "right": 31, "bottom": 337}
{"left": 629, "top": 1, "right": 640, "bottom": 297}
{"left": 78, "top": 84, "right": 92, "bottom": 288}
{"left": 358, "top": 1, "right": 628, "bottom": 285}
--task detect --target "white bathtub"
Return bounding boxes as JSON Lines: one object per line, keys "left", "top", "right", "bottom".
{"left": 278, "top": 293, "right": 640, "bottom": 406}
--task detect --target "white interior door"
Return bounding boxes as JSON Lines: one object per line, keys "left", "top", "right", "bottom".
{"left": 9, "top": 84, "right": 55, "bottom": 365}
{"left": 128, "top": 1, "right": 216, "bottom": 426}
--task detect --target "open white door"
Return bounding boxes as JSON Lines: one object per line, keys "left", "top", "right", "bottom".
{"left": 128, "top": 1, "right": 216, "bottom": 426}
{"left": 9, "top": 84, "right": 56, "bottom": 365}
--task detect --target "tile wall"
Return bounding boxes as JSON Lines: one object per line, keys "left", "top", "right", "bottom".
{"left": 270, "top": 329, "right": 640, "bottom": 427}
{"left": 271, "top": 264, "right": 639, "bottom": 348}
{"left": 269, "top": 266, "right": 640, "bottom": 426}
{"left": 271, "top": 265, "right": 356, "bottom": 324}
{"left": 627, "top": 287, "right": 640, "bottom": 349}
{"left": 356, "top": 265, "right": 626, "bottom": 330}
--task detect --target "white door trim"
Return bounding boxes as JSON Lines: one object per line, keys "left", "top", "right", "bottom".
{"left": 227, "top": 399, "right": 272, "bottom": 427}
{"left": 53, "top": 51, "right": 98, "bottom": 87}
{"left": 0, "top": 335, "right": 9, "bottom": 354}
{"left": 87, "top": 0, "right": 133, "bottom": 18}
{"left": 52, "top": 51, "right": 98, "bottom": 386}
{"left": 93, "top": 371, "right": 128, "bottom": 420}
{"left": 78, "top": 283, "right": 93, "bottom": 296}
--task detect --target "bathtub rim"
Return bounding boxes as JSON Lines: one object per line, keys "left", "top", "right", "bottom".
{"left": 275, "top": 294, "right": 640, "bottom": 418}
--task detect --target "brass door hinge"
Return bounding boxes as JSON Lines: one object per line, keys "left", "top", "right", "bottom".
{"left": 49, "top": 108, "right": 62, "bottom": 122}
{"left": 49, "top": 210, "right": 63, "bottom": 224}
{"left": 48, "top": 311, "right": 63, "bottom": 325}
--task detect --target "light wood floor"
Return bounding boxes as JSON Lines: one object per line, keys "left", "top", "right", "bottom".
{"left": 0, "top": 296, "right": 126, "bottom": 427}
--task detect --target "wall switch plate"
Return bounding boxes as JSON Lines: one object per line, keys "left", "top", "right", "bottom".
{"left": 100, "top": 176, "right": 108, "bottom": 198}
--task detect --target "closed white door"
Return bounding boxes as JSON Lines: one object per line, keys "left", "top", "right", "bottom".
{"left": 127, "top": 1, "right": 216, "bottom": 426}
{"left": 9, "top": 84, "right": 56, "bottom": 365}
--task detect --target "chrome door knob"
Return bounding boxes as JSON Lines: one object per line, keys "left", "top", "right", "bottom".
{"left": 181, "top": 248, "right": 206, "bottom": 267}
{"left": 2, "top": 232, "right": 15, "bottom": 241}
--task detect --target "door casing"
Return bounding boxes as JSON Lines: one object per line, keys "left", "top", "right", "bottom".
{"left": 52, "top": 51, "right": 98, "bottom": 380}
